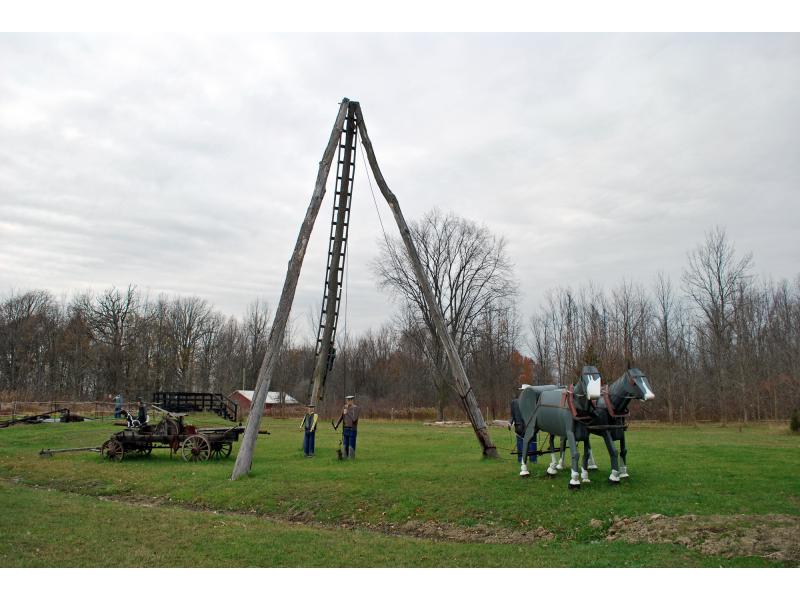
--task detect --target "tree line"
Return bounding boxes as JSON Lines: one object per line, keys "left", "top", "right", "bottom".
{"left": 1, "top": 214, "right": 797, "bottom": 423}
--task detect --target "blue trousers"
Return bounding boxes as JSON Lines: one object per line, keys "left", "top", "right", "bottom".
{"left": 342, "top": 426, "right": 357, "bottom": 453}
{"left": 303, "top": 430, "right": 316, "bottom": 456}
{"left": 517, "top": 437, "right": 537, "bottom": 463}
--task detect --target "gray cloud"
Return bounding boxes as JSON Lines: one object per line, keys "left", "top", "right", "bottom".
{"left": 1, "top": 34, "right": 798, "bottom": 343}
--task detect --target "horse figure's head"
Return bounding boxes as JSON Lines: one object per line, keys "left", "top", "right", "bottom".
{"left": 573, "top": 365, "right": 601, "bottom": 412}
{"left": 608, "top": 367, "right": 655, "bottom": 413}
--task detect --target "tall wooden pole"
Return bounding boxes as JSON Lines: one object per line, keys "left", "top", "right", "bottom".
{"left": 231, "top": 99, "right": 349, "bottom": 480}
{"left": 354, "top": 103, "right": 498, "bottom": 458}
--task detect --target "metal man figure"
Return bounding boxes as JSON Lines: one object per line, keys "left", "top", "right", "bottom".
{"left": 509, "top": 394, "right": 536, "bottom": 468}
{"left": 334, "top": 395, "right": 360, "bottom": 459}
{"left": 113, "top": 393, "right": 124, "bottom": 418}
{"left": 300, "top": 404, "right": 319, "bottom": 457}
{"left": 136, "top": 397, "right": 148, "bottom": 426}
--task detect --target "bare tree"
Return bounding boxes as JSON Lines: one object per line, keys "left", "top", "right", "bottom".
{"left": 75, "top": 285, "right": 138, "bottom": 394}
{"left": 470, "top": 305, "right": 521, "bottom": 419}
{"left": 169, "top": 296, "right": 214, "bottom": 390}
{"left": 653, "top": 273, "right": 678, "bottom": 422}
{"left": 373, "top": 209, "right": 517, "bottom": 420}
{"left": 243, "top": 299, "right": 271, "bottom": 388}
{"left": 682, "top": 226, "right": 753, "bottom": 423}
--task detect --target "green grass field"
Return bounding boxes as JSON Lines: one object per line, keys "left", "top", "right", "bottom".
{"left": 1, "top": 415, "right": 798, "bottom": 567}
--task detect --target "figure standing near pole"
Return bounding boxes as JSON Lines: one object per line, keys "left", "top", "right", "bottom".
{"left": 333, "top": 395, "right": 360, "bottom": 459}
{"left": 300, "top": 404, "right": 318, "bottom": 457}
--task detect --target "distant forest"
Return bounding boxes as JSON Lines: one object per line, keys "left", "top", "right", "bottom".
{"left": 1, "top": 219, "right": 798, "bottom": 423}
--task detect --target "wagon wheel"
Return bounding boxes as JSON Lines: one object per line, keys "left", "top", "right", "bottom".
{"left": 102, "top": 439, "right": 124, "bottom": 462}
{"left": 210, "top": 442, "right": 233, "bottom": 460}
{"left": 181, "top": 435, "right": 211, "bottom": 462}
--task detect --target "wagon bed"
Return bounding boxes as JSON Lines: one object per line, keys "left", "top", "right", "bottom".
{"left": 99, "top": 407, "right": 246, "bottom": 462}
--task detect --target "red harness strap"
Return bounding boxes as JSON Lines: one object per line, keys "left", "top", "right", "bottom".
{"left": 562, "top": 385, "right": 592, "bottom": 422}
{"left": 602, "top": 386, "right": 629, "bottom": 418}
{"left": 561, "top": 385, "right": 577, "bottom": 417}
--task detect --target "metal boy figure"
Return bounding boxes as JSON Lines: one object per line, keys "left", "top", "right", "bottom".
{"left": 334, "top": 395, "right": 360, "bottom": 459}
{"left": 300, "top": 404, "right": 318, "bottom": 457}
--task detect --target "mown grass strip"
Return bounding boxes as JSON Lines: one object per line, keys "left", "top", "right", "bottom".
{"left": 0, "top": 480, "right": 782, "bottom": 567}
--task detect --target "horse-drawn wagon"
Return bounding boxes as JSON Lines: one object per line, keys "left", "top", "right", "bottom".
{"left": 99, "top": 406, "right": 244, "bottom": 462}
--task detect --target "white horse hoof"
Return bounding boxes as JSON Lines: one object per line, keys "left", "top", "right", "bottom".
{"left": 546, "top": 467, "right": 558, "bottom": 476}
{"left": 568, "top": 480, "right": 581, "bottom": 490}
{"left": 619, "top": 472, "right": 629, "bottom": 479}
{"left": 519, "top": 471, "right": 530, "bottom": 477}
{"left": 587, "top": 465, "right": 599, "bottom": 470}
{"left": 555, "top": 464, "right": 564, "bottom": 471}
{"left": 581, "top": 470, "right": 591, "bottom": 483}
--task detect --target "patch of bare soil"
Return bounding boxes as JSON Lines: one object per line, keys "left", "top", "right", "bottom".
{"left": 387, "top": 519, "right": 554, "bottom": 544}
{"left": 606, "top": 513, "right": 800, "bottom": 563}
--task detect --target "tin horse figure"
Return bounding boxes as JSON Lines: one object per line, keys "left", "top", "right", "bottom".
{"left": 585, "top": 367, "right": 655, "bottom": 481}
{"left": 554, "top": 366, "right": 656, "bottom": 482}
{"left": 517, "top": 366, "right": 602, "bottom": 489}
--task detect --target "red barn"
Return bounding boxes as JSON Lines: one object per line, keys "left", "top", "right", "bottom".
{"left": 229, "top": 390, "right": 299, "bottom": 415}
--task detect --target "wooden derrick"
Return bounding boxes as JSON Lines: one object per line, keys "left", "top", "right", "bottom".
{"left": 231, "top": 98, "right": 497, "bottom": 480}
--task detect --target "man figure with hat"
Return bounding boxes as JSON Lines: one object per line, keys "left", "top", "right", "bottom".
{"left": 136, "top": 397, "right": 148, "bottom": 427}
{"left": 300, "top": 404, "right": 319, "bottom": 457}
{"left": 334, "top": 395, "right": 360, "bottom": 459}
{"left": 113, "top": 392, "right": 124, "bottom": 419}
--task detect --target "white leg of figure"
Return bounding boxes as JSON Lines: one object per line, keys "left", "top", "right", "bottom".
{"left": 587, "top": 448, "right": 598, "bottom": 470}
{"left": 547, "top": 452, "right": 559, "bottom": 475}
{"left": 570, "top": 469, "right": 581, "bottom": 488}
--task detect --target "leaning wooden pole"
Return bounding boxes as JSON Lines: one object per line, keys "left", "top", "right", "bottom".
{"left": 231, "top": 99, "right": 349, "bottom": 480}
{"left": 354, "top": 103, "right": 498, "bottom": 458}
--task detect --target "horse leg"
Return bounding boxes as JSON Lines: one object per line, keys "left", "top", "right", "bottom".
{"left": 602, "top": 430, "right": 621, "bottom": 484}
{"left": 519, "top": 427, "right": 533, "bottom": 477}
{"left": 546, "top": 435, "right": 559, "bottom": 476}
{"left": 586, "top": 442, "right": 598, "bottom": 470}
{"left": 581, "top": 440, "right": 591, "bottom": 483}
{"left": 619, "top": 432, "right": 629, "bottom": 478}
{"left": 556, "top": 437, "right": 566, "bottom": 470}
{"left": 566, "top": 428, "right": 581, "bottom": 489}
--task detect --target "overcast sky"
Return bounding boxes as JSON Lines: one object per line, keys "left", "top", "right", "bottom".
{"left": 1, "top": 34, "right": 798, "bottom": 343}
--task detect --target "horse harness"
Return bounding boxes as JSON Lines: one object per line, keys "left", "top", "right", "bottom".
{"left": 552, "top": 385, "right": 630, "bottom": 430}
